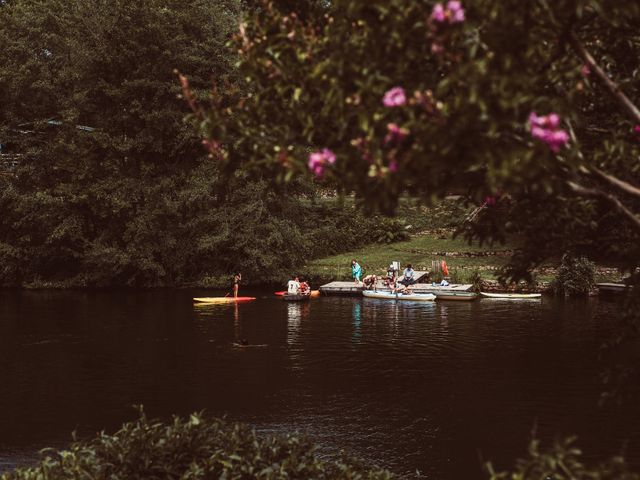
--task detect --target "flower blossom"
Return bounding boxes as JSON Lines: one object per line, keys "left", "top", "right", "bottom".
{"left": 634, "top": 125, "right": 640, "bottom": 135}
{"left": 384, "top": 123, "right": 410, "bottom": 145}
{"left": 430, "top": 1, "right": 465, "bottom": 25}
{"left": 308, "top": 148, "right": 336, "bottom": 178}
{"left": 382, "top": 87, "right": 406, "bottom": 107}
{"left": 528, "top": 112, "right": 570, "bottom": 153}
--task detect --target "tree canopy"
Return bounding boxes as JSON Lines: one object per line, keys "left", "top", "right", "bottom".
{"left": 188, "top": 0, "right": 640, "bottom": 279}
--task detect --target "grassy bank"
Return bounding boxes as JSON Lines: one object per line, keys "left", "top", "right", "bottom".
{"left": 300, "top": 233, "right": 509, "bottom": 284}
{"left": 300, "top": 198, "right": 623, "bottom": 287}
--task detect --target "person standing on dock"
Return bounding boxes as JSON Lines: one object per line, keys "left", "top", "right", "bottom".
{"left": 351, "top": 259, "right": 362, "bottom": 285}
{"left": 233, "top": 272, "right": 242, "bottom": 298}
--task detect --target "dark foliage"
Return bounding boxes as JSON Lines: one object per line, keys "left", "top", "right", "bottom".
{"left": 1, "top": 410, "right": 392, "bottom": 480}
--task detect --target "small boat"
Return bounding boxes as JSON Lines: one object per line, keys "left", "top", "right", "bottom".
{"left": 480, "top": 292, "right": 542, "bottom": 299}
{"left": 283, "top": 293, "right": 311, "bottom": 301}
{"left": 193, "top": 297, "right": 256, "bottom": 304}
{"left": 432, "top": 291, "right": 478, "bottom": 301}
{"left": 363, "top": 290, "right": 436, "bottom": 301}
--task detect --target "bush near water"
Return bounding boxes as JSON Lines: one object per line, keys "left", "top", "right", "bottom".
{"left": 1, "top": 411, "right": 392, "bottom": 480}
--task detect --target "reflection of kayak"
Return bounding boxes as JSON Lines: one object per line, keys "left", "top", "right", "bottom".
{"left": 193, "top": 297, "right": 256, "bottom": 304}
{"left": 233, "top": 343, "right": 268, "bottom": 348}
{"left": 276, "top": 290, "right": 320, "bottom": 297}
{"left": 363, "top": 290, "right": 436, "bottom": 301}
{"left": 480, "top": 292, "right": 542, "bottom": 299}
{"left": 283, "top": 293, "right": 311, "bottom": 301}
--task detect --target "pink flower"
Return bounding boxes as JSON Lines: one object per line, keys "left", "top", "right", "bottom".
{"left": 447, "top": 1, "right": 465, "bottom": 23}
{"left": 382, "top": 87, "right": 406, "bottom": 107}
{"left": 389, "top": 160, "right": 398, "bottom": 173}
{"left": 580, "top": 64, "right": 590, "bottom": 77}
{"left": 431, "top": 42, "right": 444, "bottom": 54}
{"left": 308, "top": 148, "right": 336, "bottom": 178}
{"left": 430, "top": 3, "right": 446, "bottom": 22}
{"left": 634, "top": 125, "right": 640, "bottom": 135}
{"left": 528, "top": 111, "right": 570, "bottom": 153}
{"left": 384, "top": 123, "right": 410, "bottom": 145}
{"left": 430, "top": 1, "right": 465, "bottom": 24}
{"left": 546, "top": 113, "right": 560, "bottom": 129}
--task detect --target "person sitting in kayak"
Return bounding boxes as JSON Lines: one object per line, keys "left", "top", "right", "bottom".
{"left": 351, "top": 259, "right": 362, "bottom": 285}
{"left": 362, "top": 274, "right": 378, "bottom": 290}
{"left": 384, "top": 263, "right": 397, "bottom": 288}
{"left": 399, "top": 264, "right": 416, "bottom": 286}
{"left": 233, "top": 272, "right": 242, "bottom": 298}
{"left": 287, "top": 276, "right": 300, "bottom": 294}
{"left": 299, "top": 279, "right": 310, "bottom": 295}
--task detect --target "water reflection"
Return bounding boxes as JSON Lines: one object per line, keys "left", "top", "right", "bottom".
{"left": 352, "top": 302, "right": 361, "bottom": 343}
{"left": 286, "top": 302, "right": 309, "bottom": 347}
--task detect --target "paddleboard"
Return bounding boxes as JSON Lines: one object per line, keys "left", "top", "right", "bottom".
{"left": 480, "top": 292, "right": 541, "bottom": 299}
{"left": 363, "top": 290, "right": 436, "bottom": 301}
{"left": 193, "top": 297, "right": 256, "bottom": 304}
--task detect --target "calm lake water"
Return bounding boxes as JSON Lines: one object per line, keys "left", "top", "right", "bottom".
{"left": 0, "top": 290, "right": 638, "bottom": 478}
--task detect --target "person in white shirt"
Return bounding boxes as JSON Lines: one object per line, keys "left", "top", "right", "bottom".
{"left": 287, "top": 276, "right": 300, "bottom": 294}
{"left": 400, "top": 264, "right": 416, "bottom": 286}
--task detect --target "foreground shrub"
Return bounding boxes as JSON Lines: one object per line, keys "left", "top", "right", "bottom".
{"left": 552, "top": 254, "right": 597, "bottom": 296}
{"left": 2, "top": 410, "right": 392, "bottom": 480}
{"left": 487, "top": 436, "right": 639, "bottom": 480}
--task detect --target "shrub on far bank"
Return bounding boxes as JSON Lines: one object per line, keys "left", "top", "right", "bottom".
{"left": 2, "top": 410, "right": 392, "bottom": 480}
{"left": 552, "top": 254, "right": 597, "bottom": 296}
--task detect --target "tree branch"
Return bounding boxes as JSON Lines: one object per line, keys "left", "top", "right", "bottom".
{"left": 590, "top": 167, "right": 640, "bottom": 200}
{"left": 567, "top": 180, "right": 640, "bottom": 231}
{"left": 568, "top": 31, "right": 640, "bottom": 124}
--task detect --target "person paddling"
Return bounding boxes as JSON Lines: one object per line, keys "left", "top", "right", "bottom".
{"left": 233, "top": 272, "right": 242, "bottom": 298}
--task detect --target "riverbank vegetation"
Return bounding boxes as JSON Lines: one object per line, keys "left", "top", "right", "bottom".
{"left": 1, "top": 410, "right": 392, "bottom": 480}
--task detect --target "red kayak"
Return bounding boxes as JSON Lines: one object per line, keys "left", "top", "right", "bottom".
{"left": 275, "top": 290, "right": 320, "bottom": 297}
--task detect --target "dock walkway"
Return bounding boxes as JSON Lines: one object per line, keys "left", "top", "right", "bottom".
{"left": 320, "top": 278, "right": 473, "bottom": 296}
{"left": 320, "top": 270, "right": 428, "bottom": 296}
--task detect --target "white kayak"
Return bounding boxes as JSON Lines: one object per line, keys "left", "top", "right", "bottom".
{"left": 363, "top": 290, "right": 436, "bottom": 301}
{"left": 480, "top": 292, "right": 542, "bottom": 299}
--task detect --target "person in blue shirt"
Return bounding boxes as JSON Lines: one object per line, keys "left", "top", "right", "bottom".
{"left": 351, "top": 259, "right": 362, "bottom": 284}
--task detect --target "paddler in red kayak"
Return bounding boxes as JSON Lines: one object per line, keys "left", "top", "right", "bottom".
{"left": 233, "top": 272, "right": 242, "bottom": 298}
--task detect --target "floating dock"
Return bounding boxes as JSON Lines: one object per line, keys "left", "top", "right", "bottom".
{"left": 320, "top": 271, "right": 428, "bottom": 296}
{"left": 320, "top": 279, "right": 473, "bottom": 297}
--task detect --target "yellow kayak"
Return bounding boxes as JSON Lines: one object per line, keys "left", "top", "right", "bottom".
{"left": 193, "top": 297, "right": 256, "bottom": 304}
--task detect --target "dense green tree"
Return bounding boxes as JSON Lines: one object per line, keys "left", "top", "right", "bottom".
{"left": 0, "top": 0, "right": 407, "bottom": 287}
